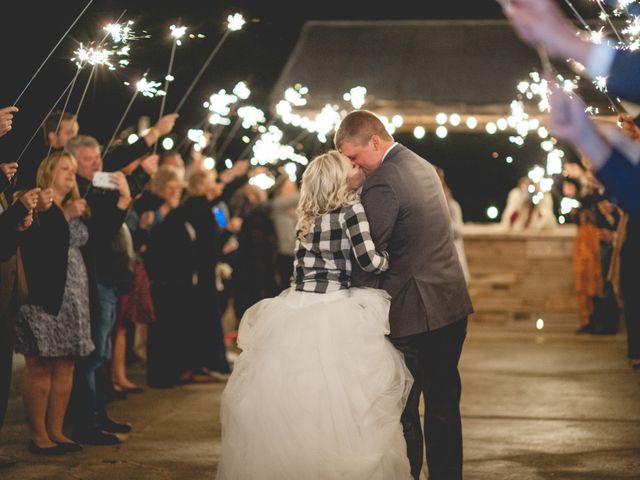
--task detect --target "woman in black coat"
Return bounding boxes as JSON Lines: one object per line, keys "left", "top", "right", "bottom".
{"left": 17, "top": 152, "right": 93, "bottom": 453}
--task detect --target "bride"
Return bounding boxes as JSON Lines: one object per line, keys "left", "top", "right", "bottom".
{"left": 216, "top": 150, "right": 412, "bottom": 479}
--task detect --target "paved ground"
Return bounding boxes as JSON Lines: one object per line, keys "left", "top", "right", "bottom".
{"left": 1, "top": 320, "right": 639, "bottom": 479}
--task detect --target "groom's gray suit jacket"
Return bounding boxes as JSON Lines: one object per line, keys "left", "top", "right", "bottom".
{"left": 351, "top": 144, "right": 473, "bottom": 338}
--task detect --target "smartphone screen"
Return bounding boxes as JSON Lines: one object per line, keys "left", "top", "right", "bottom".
{"left": 214, "top": 207, "right": 228, "bottom": 229}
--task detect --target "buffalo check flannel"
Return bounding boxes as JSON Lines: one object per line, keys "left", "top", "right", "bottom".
{"left": 293, "top": 202, "right": 389, "bottom": 293}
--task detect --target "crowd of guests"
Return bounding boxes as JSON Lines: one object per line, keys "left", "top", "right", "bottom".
{"left": 0, "top": 104, "right": 299, "bottom": 465}
{"left": 504, "top": 0, "right": 640, "bottom": 365}
{"left": 2, "top": 0, "right": 640, "bottom": 467}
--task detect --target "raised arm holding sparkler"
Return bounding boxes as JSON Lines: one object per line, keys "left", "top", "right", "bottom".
{"left": 0, "top": 107, "right": 18, "bottom": 138}
{"left": 502, "top": 0, "right": 640, "bottom": 104}
{"left": 547, "top": 81, "right": 640, "bottom": 217}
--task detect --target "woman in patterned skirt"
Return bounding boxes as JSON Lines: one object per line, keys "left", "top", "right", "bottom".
{"left": 17, "top": 152, "right": 94, "bottom": 454}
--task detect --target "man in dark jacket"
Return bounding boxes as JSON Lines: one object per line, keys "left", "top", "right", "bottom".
{"left": 65, "top": 134, "right": 160, "bottom": 445}
{"left": 336, "top": 111, "right": 473, "bottom": 480}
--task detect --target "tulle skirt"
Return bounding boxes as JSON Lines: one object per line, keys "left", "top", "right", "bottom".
{"left": 217, "top": 287, "right": 413, "bottom": 480}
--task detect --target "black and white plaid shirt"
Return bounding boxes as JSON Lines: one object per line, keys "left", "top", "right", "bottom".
{"left": 293, "top": 202, "right": 389, "bottom": 293}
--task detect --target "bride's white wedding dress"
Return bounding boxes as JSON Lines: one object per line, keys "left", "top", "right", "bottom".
{"left": 216, "top": 287, "right": 413, "bottom": 479}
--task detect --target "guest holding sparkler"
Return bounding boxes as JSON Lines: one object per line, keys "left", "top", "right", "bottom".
{"left": 16, "top": 152, "right": 92, "bottom": 454}
{"left": 0, "top": 107, "right": 18, "bottom": 138}
{"left": 504, "top": 0, "right": 640, "bottom": 104}
{"left": 503, "top": 0, "right": 640, "bottom": 217}
{"left": 1, "top": 110, "right": 51, "bottom": 465}
{"left": 143, "top": 165, "right": 185, "bottom": 388}
{"left": 14, "top": 110, "right": 78, "bottom": 190}
{"left": 0, "top": 163, "right": 18, "bottom": 194}
{"left": 16, "top": 110, "right": 176, "bottom": 190}
{"left": 64, "top": 136, "right": 138, "bottom": 445}
{"left": 505, "top": 0, "right": 640, "bottom": 368}
{"left": 1, "top": 184, "right": 40, "bottom": 466}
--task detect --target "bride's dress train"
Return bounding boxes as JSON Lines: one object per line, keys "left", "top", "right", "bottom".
{"left": 216, "top": 287, "right": 413, "bottom": 479}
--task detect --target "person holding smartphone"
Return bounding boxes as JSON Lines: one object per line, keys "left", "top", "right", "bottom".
{"left": 64, "top": 135, "right": 136, "bottom": 445}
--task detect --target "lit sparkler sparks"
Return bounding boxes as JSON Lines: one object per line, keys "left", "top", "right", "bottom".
{"left": 233, "top": 81, "right": 251, "bottom": 100}
{"left": 209, "top": 114, "right": 232, "bottom": 126}
{"left": 251, "top": 125, "right": 308, "bottom": 166}
{"left": 343, "top": 86, "right": 367, "bottom": 109}
{"left": 73, "top": 42, "right": 115, "bottom": 69}
{"left": 136, "top": 77, "right": 165, "bottom": 98}
{"left": 594, "top": 75, "right": 609, "bottom": 92}
{"left": 104, "top": 20, "right": 135, "bottom": 43}
{"left": 208, "top": 90, "right": 238, "bottom": 116}
{"left": 188, "top": 129, "right": 209, "bottom": 149}
{"left": 590, "top": 26, "right": 606, "bottom": 44}
{"left": 227, "top": 13, "right": 246, "bottom": 32}
{"left": 170, "top": 24, "right": 187, "bottom": 45}
{"left": 238, "top": 106, "right": 266, "bottom": 128}
{"left": 284, "top": 86, "right": 308, "bottom": 107}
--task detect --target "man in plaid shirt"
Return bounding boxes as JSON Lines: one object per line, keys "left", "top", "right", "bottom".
{"left": 293, "top": 202, "right": 389, "bottom": 294}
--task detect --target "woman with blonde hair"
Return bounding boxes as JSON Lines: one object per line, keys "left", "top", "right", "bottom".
{"left": 16, "top": 152, "right": 93, "bottom": 454}
{"left": 217, "top": 151, "right": 412, "bottom": 479}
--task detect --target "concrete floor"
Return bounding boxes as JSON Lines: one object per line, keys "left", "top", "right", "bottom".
{"left": 1, "top": 321, "right": 639, "bottom": 480}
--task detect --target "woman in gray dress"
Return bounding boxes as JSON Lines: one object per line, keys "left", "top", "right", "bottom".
{"left": 16, "top": 152, "right": 93, "bottom": 454}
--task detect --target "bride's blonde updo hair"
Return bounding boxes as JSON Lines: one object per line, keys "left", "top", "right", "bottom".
{"left": 296, "top": 150, "right": 358, "bottom": 241}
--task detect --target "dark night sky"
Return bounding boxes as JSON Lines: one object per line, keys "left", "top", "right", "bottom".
{"left": 1, "top": 1, "right": 598, "bottom": 221}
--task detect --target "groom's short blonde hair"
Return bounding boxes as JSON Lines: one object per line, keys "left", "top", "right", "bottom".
{"left": 334, "top": 110, "right": 393, "bottom": 148}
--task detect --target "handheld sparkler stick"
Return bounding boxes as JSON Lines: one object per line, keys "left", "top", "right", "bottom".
{"left": 15, "top": 73, "right": 80, "bottom": 165}
{"left": 174, "top": 13, "right": 247, "bottom": 114}
{"left": 154, "top": 23, "right": 186, "bottom": 154}
{"left": 12, "top": 0, "right": 94, "bottom": 106}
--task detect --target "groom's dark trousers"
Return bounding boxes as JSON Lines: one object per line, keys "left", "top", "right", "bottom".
{"left": 392, "top": 317, "right": 467, "bottom": 480}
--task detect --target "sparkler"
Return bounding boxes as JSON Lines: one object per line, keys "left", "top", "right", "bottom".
{"left": 562, "top": 0, "right": 593, "bottom": 31}
{"left": 45, "top": 66, "right": 82, "bottom": 159}
{"left": 136, "top": 77, "right": 165, "bottom": 98}
{"left": 12, "top": 0, "right": 94, "bottom": 106}
{"left": 104, "top": 20, "right": 135, "bottom": 44}
{"left": 536, "top": 45, "right": 554, "bottom": 78}
{"left": 68, "top": 11, "right": 130, "bottom": 122}
{"left": 216, "top": 118, "right": 244, "bottom": 159}
{"left": 72, "top": 43, "right": 115, "bottom": 69}
{"left": 104, "top": 71, "right": 162, "bottom": 156}
{"left": 233, "top": 81, "right": 251, "bottom": 100}
{"left": 178, "top": 81, "right": 251, "bottom": 153}
{"left": 74, "top": 64, "right": 97, "bottom": 119}
{"left": 14, "top": 74, "right": 80, "bottom": 164}
{"left": 343, "top": 86, "right": 367, "bottom": 109}
{"left": 593, "top": 0, "right": 624, "bottom": 42}
{"left": 155, "top": 23, "right": 187, "bottom": 154}
{"left": 214, "top": 105, "right": 265, "bottom": 158}
{"left": 174, "top": 13, "right": 247, "bottom": 114}
{"left": 239, "top": 117, "right": 277, "bottom": 160}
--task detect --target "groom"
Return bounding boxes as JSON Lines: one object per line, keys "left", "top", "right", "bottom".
{"left": 336, "top": 110, "right": 473, "bottom": 480}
